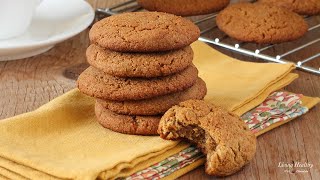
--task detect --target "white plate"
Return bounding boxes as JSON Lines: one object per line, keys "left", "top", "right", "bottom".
{"left": 0, "top": 0, "right": 94, "bottom": 61}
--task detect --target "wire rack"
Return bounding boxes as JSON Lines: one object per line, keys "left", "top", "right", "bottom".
{"left": 95, "top": 0, "right": 320, "bottom": 75}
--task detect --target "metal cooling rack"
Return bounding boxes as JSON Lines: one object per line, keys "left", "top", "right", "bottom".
{"left": 95, "top": 0, "right": 320, "bottom": 75}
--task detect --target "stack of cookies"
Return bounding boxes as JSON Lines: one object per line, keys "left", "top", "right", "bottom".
{"left": 77, "top": 12, "right": 207, "bottom": 135}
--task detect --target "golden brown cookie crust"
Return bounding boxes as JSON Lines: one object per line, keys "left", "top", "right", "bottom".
{"left": 258, "top": 0, "right": 320, "bottom": 15}
{"left": 89, "top": 12, "right": 200, "bottom": 52}
{"left": 97, "top": 78, "right": 207, "bottom": 115}
{"left": 77, "top": 65, "right": 198, "bottom": 101}
{"left": 86, "top": 44, "right": 193, "bottom": 78}
{"left": 137, "top": 0, "right": 230, "bottom": 16}
{"left": 95, "top": 102, "right": 160, "bottom": 135}
{"left": 216, "top": 3, "right": 308, "bottom": 44}
{"left": 158, "top": 100, "right": 256, "bottom": 176}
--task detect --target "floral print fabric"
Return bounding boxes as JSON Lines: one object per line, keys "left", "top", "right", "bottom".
{"left": 242, "top": 91, "right": 308, "bottom": 133}
{"left": 124, "top": 146, "right": 203, "bottom": 180}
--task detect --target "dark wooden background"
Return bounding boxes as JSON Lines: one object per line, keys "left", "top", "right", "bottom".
{"left": 0, "top": 0, "right": 319, "bottom": 179}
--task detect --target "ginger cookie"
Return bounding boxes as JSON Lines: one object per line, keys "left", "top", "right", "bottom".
{"left": 137, "top": 0, "right": 230, "bottom": 16}
{"left": 158, "top": 100, "right": 256, "bottom": 176}
{"left": 97, "top": 78, "right": 207, "bottom": 115}
{"left": 258, "top": 0, "right": 320, "bottom": 15}
{"left": 89, "top": 12, "right": 200, "bottom": 52}
{"left": 77, "top": 65, "right": 198, "bottom": 101}
{"left": 216, "top": 3, "right": 308, "bottom": 44}
{"left": 95, "top": 102, "right": 160, "bottom": 135}
{"left": 86, "top": 44, "right": 193, "bottom": 78}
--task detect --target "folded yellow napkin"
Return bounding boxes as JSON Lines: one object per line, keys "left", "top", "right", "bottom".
{"left": 1, "top": 41, "right": 316, "bottom": 180}
{"left": 192, "top": 41, "right": 298, "bottom": 115}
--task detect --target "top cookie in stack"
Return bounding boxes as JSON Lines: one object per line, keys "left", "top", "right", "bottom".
{"left": 77, "top": 12, "right": 207, "bottom": 136}
{"left": 89, "top": 12, "right": 200, "bottom": 53}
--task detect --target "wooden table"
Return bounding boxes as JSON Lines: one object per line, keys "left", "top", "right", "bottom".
{"left": 0, "top": 0, "right": 319, "bottom": 179}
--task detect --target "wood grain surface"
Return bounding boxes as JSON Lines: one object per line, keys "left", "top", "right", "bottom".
{"left": 0, "top": 0, "right": 319, "bottom": 180}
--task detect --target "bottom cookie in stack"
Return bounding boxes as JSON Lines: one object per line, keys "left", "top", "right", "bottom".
{"left": 95, "top": 102, "right": 161, "bottom": 135}
{"left": 95, "top": 78, "right": 207, "bottom": 135}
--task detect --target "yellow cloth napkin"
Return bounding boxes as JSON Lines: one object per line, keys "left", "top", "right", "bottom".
{"left": 192, "top": 41, "right": 297, "bottom": 115}
{"left": 0, "top": 41, "right": 316, "bottom": 180}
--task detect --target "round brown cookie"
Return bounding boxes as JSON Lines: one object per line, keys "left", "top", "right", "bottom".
{"left": 137, "top": 0, "right": 230, "bottom": 16}
{"left": 95, "top": 102, "right": 160, "bottom": 135}
{"left": 97, "top": 78, "right": 207, "bottom": 115}
{"left": 89, "top": 12, "right": 200, "bottom": 52}
{"left": 77, "top": 65, "right": 198, "bottom": 101}
{"left": 258, "top": 0, "right": 320, "bottom": 15}
{"left": 86, "top": 44, "right": 193, "bottom": 78}
{"left": 158, "top": 100, "right": 256, "bottom": 176}
{"left": 216, "top": 3, "right": 308, "bottom": 44}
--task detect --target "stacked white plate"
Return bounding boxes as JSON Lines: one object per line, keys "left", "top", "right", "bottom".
{"left": 0, "top": 0, "right": 94, "bottom": 61}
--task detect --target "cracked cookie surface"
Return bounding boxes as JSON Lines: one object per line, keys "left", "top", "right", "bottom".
{"left": 97, "top": 78, "right": 207, "bottom": 115}
{"left": 89, "top": 12, "right": 200, "bottom": 52}
{"left": 77, "top": 65, "right": 198, "bottom": 101}
{"left": 216, "top": 3, "right": 308, "bottom": 44}
{"left": 86, "top": 44, "right": 193, "bottom": 78}
{"left": 158, "top": 100, "right": 256, "bottom": 176}
{"left": 95, "top": 102, "right": 160, "bottom": 135}
{"left": 258, "top": 0, "right": 320, "bottom": 15}
{"left": 137, "top": 0, "right": 230, "bottom": 16}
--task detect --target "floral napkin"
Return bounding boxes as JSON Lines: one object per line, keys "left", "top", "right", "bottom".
{"left": 123, "top": 91, "right": 309, "bottom": 180}
{"left": 242, "top": 91, "right": 308, "bottom": 133}
{"left": 125, "top": 147, "right": 204, "bottom": 180}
